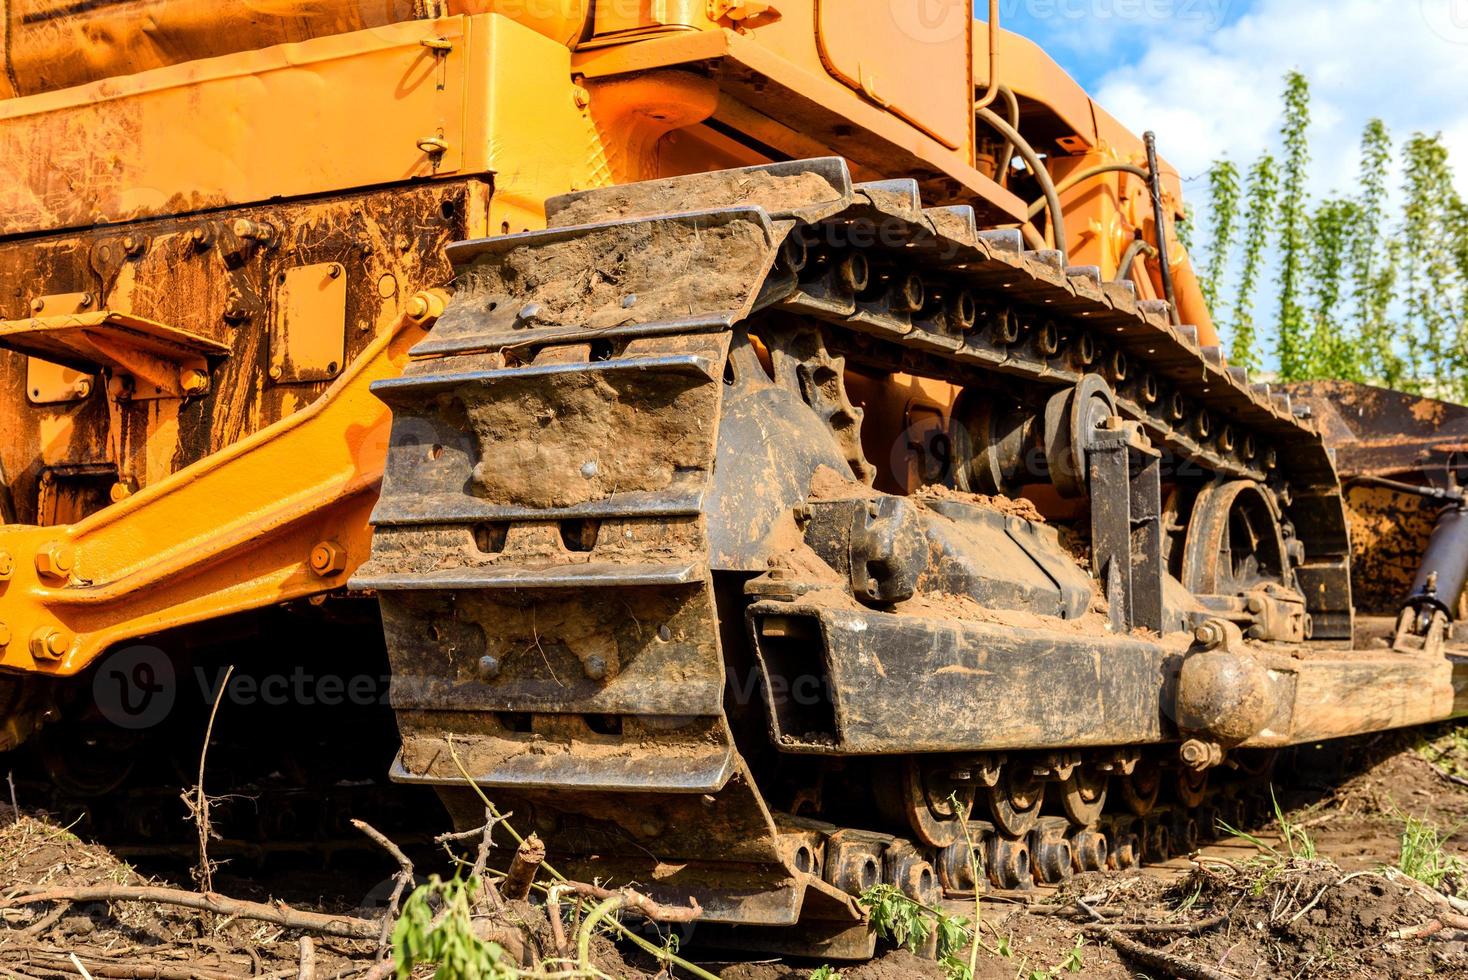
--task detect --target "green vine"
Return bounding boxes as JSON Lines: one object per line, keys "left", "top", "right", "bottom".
{"left": 1275, "top": 70, "right": 1312, "bottom": 381}
{"left": 1304, "top": 197, "right": 1360, "bottom": 380}
{"left": 1201, "top": 158, "right": 1241, "bottom": 317}
{"left": 1229, "top": 153, "right": 1278, "bottom": 373}
{"left": 1350, "top": 119, "right": 1400, "bottom": 384}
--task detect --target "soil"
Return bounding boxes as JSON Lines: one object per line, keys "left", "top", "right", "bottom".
{"left": 6, "top": 727, "right": 1468, "bottom": 978}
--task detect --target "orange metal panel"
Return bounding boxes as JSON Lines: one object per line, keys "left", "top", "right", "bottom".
{"left": 814, "top": 0, "right": 971, "bottom": 150}
{"left": 0, "top": 17, "right": 471, "bottom": 235}
{"left": 0, "top": 1, "right": 592, "bottom": 98}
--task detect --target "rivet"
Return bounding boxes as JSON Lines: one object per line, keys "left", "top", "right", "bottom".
{"left": 0, "top": 551, "right": 13, "bottom": 580}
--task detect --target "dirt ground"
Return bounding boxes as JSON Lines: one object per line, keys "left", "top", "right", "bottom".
{"left": 4, "top": 727, "right": 1468, "bottom": 979}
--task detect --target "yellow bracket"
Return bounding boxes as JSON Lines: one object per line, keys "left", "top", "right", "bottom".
{"left": 0, "top": 290, "right": 448, "bottom": 677}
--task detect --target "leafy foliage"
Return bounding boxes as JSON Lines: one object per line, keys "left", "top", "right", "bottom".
{"left": 1204, "top": 75, "right": 1468, "bottom": 400}
{"left": 859, "top": 884, "right": 974, "bottom": 980}
{"left": 392, "top": 876, "right": 513, "bottom": 980}
{"left": 1275, "top": 71, "right": 1313, "bottom": 381}
{"left": 1228, "top": 153, "right": 1278, "bottom": 372}
{"left": 1201, "top": 158, "right": 1241, "bottom": 316}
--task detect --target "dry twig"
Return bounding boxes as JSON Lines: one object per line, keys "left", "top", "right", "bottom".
{"left": 1, "top": 887, "right": 378, "bottom": 941}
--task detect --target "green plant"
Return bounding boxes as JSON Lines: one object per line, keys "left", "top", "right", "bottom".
{"left": 1229, "top": 153, "right": 1278, "bottom": 372}
{"left": 1201, "top": 158, "right": 1241, "bottom": 317}
{"left": 1397, "top": 812, "right": 1467, "bottom": 894}
{"left": 810, "top": 966, "right": 841, "bottom": 980}
{"left": 1275, "top": 70, "right": 1313, "bottom": 381}
{"left": 1351, "top": 119, "right": 1400, "bottom": 384}
{"left": 392, "top": 875, "right": 513, "bottom": 980}
{"left": 860, "top": 884, "right": 975, "bottom": 980}
{"left": 1305, "top": 196, "right": 1362, "bottom": 380}
{"left": 1400, "top": 132, "right": 1468, "bottom": 400}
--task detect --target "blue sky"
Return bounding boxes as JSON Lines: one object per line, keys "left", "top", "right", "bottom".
{"left": 986, "top": 0, "right": 1468, "bottom": 356}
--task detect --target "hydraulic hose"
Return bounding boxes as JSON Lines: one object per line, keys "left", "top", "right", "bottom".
{"left": 977, "top": 106, "right": 1067, "bottom": 260}
{"left": 994, "top": 85, "right": 1020, "bottom": 188}
{"left": 974, "top": 0, "right": 1002, "bottom": 111}
{"left": 1113, "top": 238, "right": 1158, "bottom": 284}
{"left": 1025, "top": 163, "right": 1153, "bottom": 220}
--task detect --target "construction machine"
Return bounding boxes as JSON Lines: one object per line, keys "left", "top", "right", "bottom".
{"left": 2, "top": 0, "right": 1466, "bottom": 959}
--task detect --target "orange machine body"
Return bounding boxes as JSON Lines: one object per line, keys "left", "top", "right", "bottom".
{"left": 0, "top": 2, "right": 1213, "bottom": 705}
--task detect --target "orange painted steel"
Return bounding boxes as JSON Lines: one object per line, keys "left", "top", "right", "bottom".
{"left": 0, "top": 5, "right": 1219, "bottom": 682}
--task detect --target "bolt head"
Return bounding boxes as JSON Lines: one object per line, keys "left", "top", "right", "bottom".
{"left": 1193, "top": 620, "right": 1226, "bottom": 649}
{"left": 35, "top": 543, "right": 75, "bottom": 582}
{"left": 309, "top": 541, "right": 348, "bottom": 577}
{"left": 30, "top": 627, "right": 67, "bottom": 661}
{"left": 406, "top": 294, "right": 431, "bottom": 321}
{"left": 0, "top": 551, "right": 13, "bottom": 579}
{"left": 179, "top": 368, "right": 210, "bottom": 395}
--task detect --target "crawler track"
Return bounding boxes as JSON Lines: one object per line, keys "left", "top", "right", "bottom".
{"left": 351, "top": 158, "right": 1423, "bottom": 958}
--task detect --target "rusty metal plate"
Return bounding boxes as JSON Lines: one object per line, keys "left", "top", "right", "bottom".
{"left": 26, "top": 357, "right": 94, "bottom": 405}
{"left": 270, "top": 263, "right": 348, "bottom": 384}
{"left": 814, "top": 0, "right": 971, "bottom": 150}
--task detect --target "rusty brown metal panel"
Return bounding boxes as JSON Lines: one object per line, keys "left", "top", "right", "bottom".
{"left": 0, "top": 181, "right": 476, "bottom": 526}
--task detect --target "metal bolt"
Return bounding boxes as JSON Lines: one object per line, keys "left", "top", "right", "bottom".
{"left": 109, "top": 481, "right": 135, "bottom": 503}
{"left": 309, "top": 541, "right": 348, "bottom": 577}
{"left": 1246, "top": 595, "right": 1265, "bottom": 614}
{"left": 30, "top": 627, "right": 68, "bottom": 661}
{"left": 1179, "top": 738, "right": 1221, "bottom": 772}
{"left": 179, "top": 368, "right": 209, "bottom": 396}
{"left": 268, "top": 365, "right": 284, "bottom": 381}
{"left": 583, "top": 654, "right": 609, "bottom": 681}
{"left": 74, "top": 379, "right": 93, "bottom": 399}
{"left": 35, "top": 543, "right": 75, "bottom": 582}
{"left": 122, "top": 235, "right": 145, "bottom": 257}
{"left": 0, "top": 622, "right": 9, "bottom": 648}
{"left": 0, "top": 551, "right": 13, "bottom": 580}
{"left": 233, "top": 218, "right": 275, "bottom": 244}
{"left": 78, "top": 292, "right": 93, "bottom": 309}
{"left": 478, "top": 654, "right": 502, "bottom": 680}
{"left": 30, "top": 298, "right": 44, "bottom": 313}
{"left": 1192, "top": 619, "right": 1226, "bottom": 649}
{"left": 328, "top": 264, "right": 342, "bottom": 279}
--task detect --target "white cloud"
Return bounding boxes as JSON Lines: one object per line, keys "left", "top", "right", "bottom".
{"left": 1093, "top": 0, "right": 1468, "bottom": 195}
{"left": 1083, "top": 0, "right": 1468, "bottom": 366}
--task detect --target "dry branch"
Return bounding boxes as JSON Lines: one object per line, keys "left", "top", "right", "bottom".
{"left": 501, "top": 835, "right": 545, "bottom": 901}
{"left": 1, "top": 887, "right": 378, "bottom": 941}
